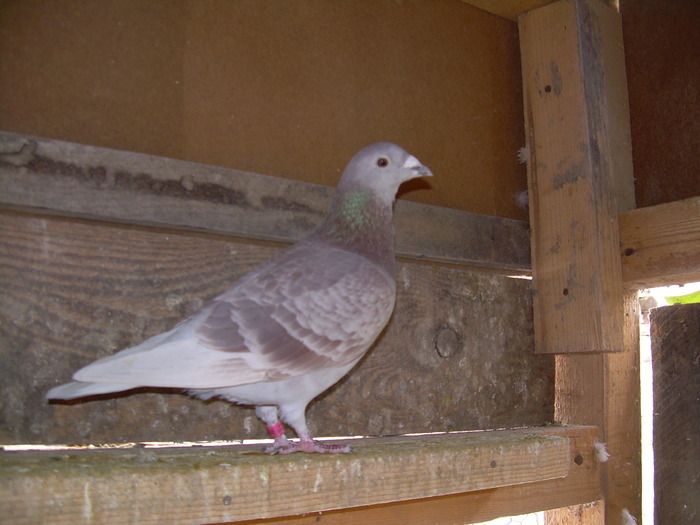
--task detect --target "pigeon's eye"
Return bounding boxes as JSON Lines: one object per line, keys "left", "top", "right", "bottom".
{"left": 376, "top": 157, "right": 389, "bottom": 168}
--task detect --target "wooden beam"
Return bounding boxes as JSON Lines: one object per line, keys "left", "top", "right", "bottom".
{"left": 1, "top": 131, "right": 695, "bottom": 285}
{"left": 619, "top": 196, "right": 700, "bottom": 288}
{"left": 234, "top": 426, "right": 601, "bottom": 524}
{"left": 463, "top": 0, "right": 562, "bottom": 21}
{"left": 519, "top": 2, "right": 640, "bottom": 524}
{"left": 549, "top": 293, "right": 641, "bottom": 523}
{"left": 0, "top": 131, "right": 530, "bottom": 272}
{"left": 0, "top": 427, "right": 591, "bottom": 525}
{"left": 519, "top": 0, "right": 634, "bottom": 355}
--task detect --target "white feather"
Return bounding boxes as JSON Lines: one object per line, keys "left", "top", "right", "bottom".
{"left": 517, "top": 145, "right": 530, "bottom": 164}
{"left": 621, "top": 509, "right": 638, "bottom": 525}
{"left": 46, "top": 381, "right": 139, "bottom": 400}
{"left": 594, "top": 441, "right": 610, "bottom": 462}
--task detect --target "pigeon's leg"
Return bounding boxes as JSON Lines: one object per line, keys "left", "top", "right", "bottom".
{"left": 255, "top": 405, "right": 291, "bottom": 453}
{"left": 278, "top": 404, "right": 352, "bottom": 455}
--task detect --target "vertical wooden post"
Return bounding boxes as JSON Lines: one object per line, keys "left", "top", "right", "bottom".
{"left": 519, "top": 0, "right": 634, "bottom": 355}
{"left": 651, "top": 303, "right": 700, "bottom": 525}
{"left": 519, "top": 0, "right": 640, "bottom": 522}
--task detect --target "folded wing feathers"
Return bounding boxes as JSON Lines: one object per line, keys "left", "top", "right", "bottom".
{"left": 68, "top": 243, "right": 395, "bottom": 391}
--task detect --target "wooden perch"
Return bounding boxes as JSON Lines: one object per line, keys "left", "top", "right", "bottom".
{"left": 0, "top": 426, "right": 601, "bottom": 525}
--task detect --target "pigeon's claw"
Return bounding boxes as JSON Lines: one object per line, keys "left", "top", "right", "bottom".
{"left": 262, "top": 434, "right": 292, "bottom": 454}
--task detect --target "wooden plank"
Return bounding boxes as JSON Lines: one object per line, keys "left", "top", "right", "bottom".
{"left": 0, "top": 131, "right": 531, "bottom": 272}
{"left": 0, "top": 427, "right": 575, "bottom": 525}
{"left": 230, "top": 426, "right": 601, "bottom": 525}
{"left": 1, "top": 132, "right": 694, "bottom": 287}
{"left": 546, "top": 295, "right": 641, "bottom": 525}
{"left": 542, "top": 501, "right": 604, "bottom": 524}
{"left": 519, "top": 0, "right": 634, "bottom": 354}
{"left": 619, "top": 196, "right": 700, "bottom": 288}
{"left": 519, "top": 1, "right": 641, "bottom": 524}
{"left": 0, "top": 211, "right": 553, "bottom": 445}
{"left": 1, "top": 426, "right": 598, "bottom": 525}
{"left": 461, "top": 0, "right": 617, "bottom": 21}
{"left": 651, "top": 303, "right": 700, "bottom": 525}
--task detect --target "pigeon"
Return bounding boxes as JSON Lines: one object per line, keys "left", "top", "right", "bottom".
{"left": 47, "top": 142, "right": 432, "bottom": 454}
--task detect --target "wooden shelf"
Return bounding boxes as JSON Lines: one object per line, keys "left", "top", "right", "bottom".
{"left": 0, "top": 131, "right": 530, "bottom": 272}
{"left": 0, "top": 426, "right": 599, "bottom": 524}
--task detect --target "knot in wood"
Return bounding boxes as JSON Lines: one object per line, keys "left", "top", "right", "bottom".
{"left": 434, "top": 325, "right": 461, "bottom": 358}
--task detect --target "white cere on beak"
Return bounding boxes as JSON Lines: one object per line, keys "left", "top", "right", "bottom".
{"left": 403, "top": 155, "right": 422, "bottom": 169}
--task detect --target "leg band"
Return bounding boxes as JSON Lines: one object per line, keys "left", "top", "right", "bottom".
{"left": 267, "top": 421, "right": 285, "bottom": 439}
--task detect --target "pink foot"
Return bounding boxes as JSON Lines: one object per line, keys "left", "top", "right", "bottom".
{"left": 262, "top": 433, "right": 291, "bottom": 454}
{"left": 262, "top": 422, "right": 352, "bottom": 454}
{"left": 266, "top": 439, "right": 352, "bottom": 455}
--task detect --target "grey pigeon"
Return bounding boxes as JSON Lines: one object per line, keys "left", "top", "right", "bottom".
{"left": 47, "top": 142, "right": 432, "bottom": 454}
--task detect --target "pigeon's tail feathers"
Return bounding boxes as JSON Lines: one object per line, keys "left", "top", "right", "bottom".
{"left": 46, "top": 381, "right": 138, "bottom": 400}
{"left": 71, "top": 336, "right": 267, "bottom": 389}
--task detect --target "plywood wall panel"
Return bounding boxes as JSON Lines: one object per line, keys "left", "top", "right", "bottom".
{"left": 0, "top": 0, "right": 527, "bottom": 219}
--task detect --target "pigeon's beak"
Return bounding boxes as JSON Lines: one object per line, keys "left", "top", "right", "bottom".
{"left": 403, "top": 155, "right": 433, "bottom": 179}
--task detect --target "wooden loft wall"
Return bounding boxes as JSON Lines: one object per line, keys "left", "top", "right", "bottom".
{"left": 465, "top": 0, "right": 700, "bottom": 210}
{"left": 0, "top": 0, "right": 527, "bottom": 221}
{"left": 0, "top": 131, "right": 549, "bottom": 447}
{"left": 3, "top": 0, "right": 691, "bottom": 228}
{"left": 1, "top": 1, "right": 699, "bottom": 524}
{"left": 620, "top": 0, "right": 700, "bottom": 209}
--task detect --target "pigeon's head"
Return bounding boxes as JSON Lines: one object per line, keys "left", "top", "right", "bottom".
{"left": 338, "top": 142, "right": 432, "bottom": 202}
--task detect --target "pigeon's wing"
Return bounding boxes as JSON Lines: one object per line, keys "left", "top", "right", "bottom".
{"left": 204, "top": 241, "right": 397, "bottom": 381}
{"left": 72, "top": 242, "right": 395, "bottom": 389}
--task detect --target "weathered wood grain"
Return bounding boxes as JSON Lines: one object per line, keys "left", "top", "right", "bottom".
{"left": 0, "top": 211, "right": 553, "bottom": 445}
{"left": 651, "top": 303, "right": 700, "bottom": 525}
{"left": 232, "top": 426, "right": 600, "bottom": 525}
{"left": 520, "top": 2, "right": 641, "bottom": 523}
{"left": 619, "top": 196, "right": 700, "bottom": 288}
{"left": 548, "top": 292, "right": 641, "bottom": 524}
{"left": 2, "top": 131, "right": 695, "bottom": 289}
{"left": 0, "top": 427, "right": 578, "bottom": 525}
{"left": 520, "top": 0, "right": 634, "bottom": 354}
{"left": 0, "top": 131, "right": 531, "bottom": 271}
